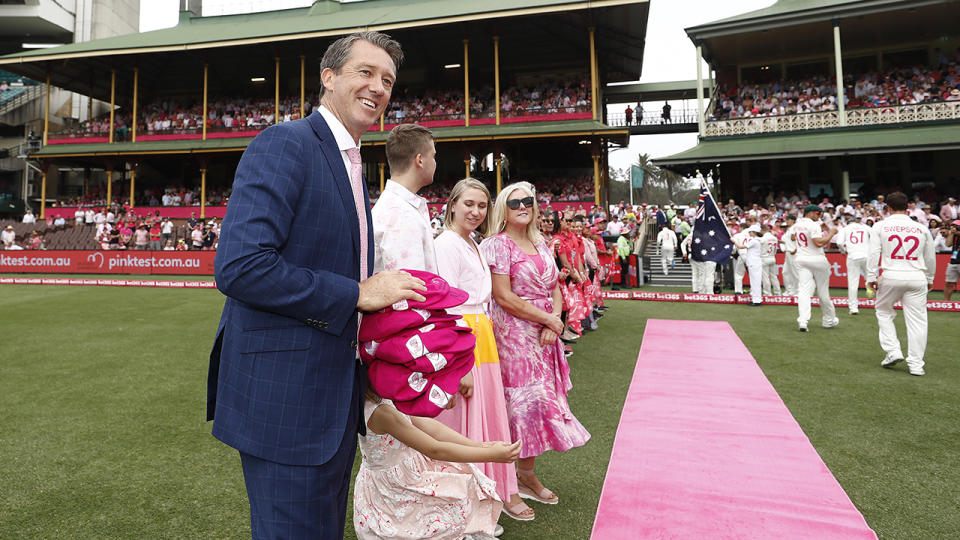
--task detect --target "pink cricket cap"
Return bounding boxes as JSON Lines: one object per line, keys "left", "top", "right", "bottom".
{"left": 358, "top": 307, "right": 461, "bottom": 342}
{"left": 367, "top": 349, "right": 474, "bottom": 406}
{"left": 388, "top": 269, "right": 469, "bottom": 311}
{"left": 363, "top": 322, "right": 475, "bottom": 367}
{"left": 371, "top": 353, "right": 475, "bottom": 418}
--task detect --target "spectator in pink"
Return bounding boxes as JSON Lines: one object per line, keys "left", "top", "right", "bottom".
{"left": 191, "top": 225, "right": 203, "bottom": 250}
{"left": 480, "top": 181, "right": 590, "bottom": 508}
{"left": 134, "top": 225, "right": 150, "bottom": 250}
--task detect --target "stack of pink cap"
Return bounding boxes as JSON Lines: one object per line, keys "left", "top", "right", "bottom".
{"left": 359, "top": 269, "right": 476, "bottom": 417}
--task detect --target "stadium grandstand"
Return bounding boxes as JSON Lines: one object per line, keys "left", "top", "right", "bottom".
{"left": 652, "top": 0, "right": 960, "bottom": 207}
{"left": 0, "top": 0, "right": 650, "bottom": 222}
{"left": 0, "top": 0, "right": 141, "bottom": 217}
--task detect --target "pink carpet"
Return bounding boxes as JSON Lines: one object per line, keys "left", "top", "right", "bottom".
{"left": 591, "top": 319, "right": 877, "bottom": 540}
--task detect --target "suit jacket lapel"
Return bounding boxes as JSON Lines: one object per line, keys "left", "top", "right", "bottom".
{"left": 309, "top": 112, "right": 361, "bottom": 270}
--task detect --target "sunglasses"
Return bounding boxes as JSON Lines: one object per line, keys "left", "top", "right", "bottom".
{"left": 506, "top": 197, "right": 535, "bottom": 210}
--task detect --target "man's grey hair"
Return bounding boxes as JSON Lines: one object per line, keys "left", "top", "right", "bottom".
{"left": 318, "top": 31, "right": 403, "bottom": 99}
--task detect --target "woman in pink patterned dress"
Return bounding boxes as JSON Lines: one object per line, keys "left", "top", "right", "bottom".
{"left": 479, "top": 181, "right": 591, "bottom": 506}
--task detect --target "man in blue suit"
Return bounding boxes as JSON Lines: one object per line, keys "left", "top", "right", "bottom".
{"left": 207, "top": 32, "right": 426, "bottom": 539}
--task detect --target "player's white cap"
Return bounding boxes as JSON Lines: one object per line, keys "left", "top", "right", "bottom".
{"left": 746, "top": 224, "right": 761, "bottom": 234}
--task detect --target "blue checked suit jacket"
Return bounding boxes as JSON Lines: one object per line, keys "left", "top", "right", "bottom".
{"left": 207, "top": 111, "right": 373, "bottom": 466}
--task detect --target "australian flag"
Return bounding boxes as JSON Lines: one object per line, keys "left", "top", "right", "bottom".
{"left": 691, "top": 175, "right": 733, "bottom": 264}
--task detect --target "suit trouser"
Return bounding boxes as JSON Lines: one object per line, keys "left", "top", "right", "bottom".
{"left": 620, "top": 257, "right": 630, "bottom": 287}
{"left": 701, "top": 261, "right": 717, "bottom": 293}
{"left": 690, "top": 259, "right": 703, "bottom": 292}
{"left": 761, "top": 259, "right": 782, "bottom": 295}
{"left": 239, "top": 363, "right": 363, "bottom": 540}
{"left": 660, "top": 248, "right": 674, "bottom": 275}
{"left": 783, "top": 253, "right": 799, "bottom": 295}
{"left": 796, "top": 257, "right": 836, "bottom": 325}
{"left": 746, "top": 260, "right": 763, "bottom": 304}
{"left": 846, "top": 256, "right": 868, "bottom": 312}
{"left": 733, "top": 256, "right": 746, "bottom": 293}
{"left": 875, "top": 276, "right": 928, "bottom": 370}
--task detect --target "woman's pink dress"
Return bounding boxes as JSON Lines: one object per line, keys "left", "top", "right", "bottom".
{"left": 434, "top": 230, "right": 519, "bottom": 503}
{"left": 479, "top": 233, "right": 590, "bottom": 458}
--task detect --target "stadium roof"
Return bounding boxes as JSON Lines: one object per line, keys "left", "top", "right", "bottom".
{"left": 653, "top": 123, "right": 960, "bottom": 166}
{"left": 33, "top": 119, "right": 628, "bottom": 158}
{"left": 0, "top": 0, "right": 649, "bottom": 104}
{"left": 685, "top": 0, "right": 958, "bottom": 66}
{"left": 0, "top": 1, "right": 647, "bottom": 64}
{"left": 604, "top": 79, "right": 712, "bottom": 104}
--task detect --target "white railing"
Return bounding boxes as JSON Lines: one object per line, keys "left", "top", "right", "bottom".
{"left": 704, "top": 100, "right": 960, "bottom": 137}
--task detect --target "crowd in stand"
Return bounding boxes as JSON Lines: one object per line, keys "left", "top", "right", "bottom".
{"left": 2, "top": 206, "right": 220, "bottom": 251}
{"left": 50, "top": 185, "right": 231, "bottom": 209}
{"left": 79, "top": 210, "right": 220, "bottom": 251}
{"left": 712, "top": 54, "right": 960, "bottom": 120}
{"left": 58, "top": 80, "right": 591, "bottom": 139}
{"left": 382, "top": 78, "right": 590, "bottom": 123}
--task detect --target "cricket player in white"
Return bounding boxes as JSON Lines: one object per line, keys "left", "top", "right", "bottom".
{"left": 781, "top": 215, "right": 799, "bottom": 295}
{"left": 866, "top": 192, "right": 935, "bottom": 376}
{"left": 731, "top": 226, "right": 750, "bottom": 294}
{"left": 657, "top": 224, "right": 678, "bottom": 276}
{"left": 680, "top": 232, "right": 702, "bottom": 292}
{"left": 794, "top": 205, "right": 839, "bottom": 331}
{"left": 735, "top": 224, "right": 764, "bottom": 305}
{"left": 836, "top": 215, "right": 872, "bottom": 314}
{"left": 760, "top": 224, "right": 782, "bottom": 295}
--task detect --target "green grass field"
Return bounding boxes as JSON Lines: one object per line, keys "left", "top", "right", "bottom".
{"left": 1, "top": 283, "right": 957, "bottom": 539}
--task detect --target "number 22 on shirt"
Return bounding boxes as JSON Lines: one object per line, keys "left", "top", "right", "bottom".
{"left": 889, "top": 234, "right": 919, "bottom": 261}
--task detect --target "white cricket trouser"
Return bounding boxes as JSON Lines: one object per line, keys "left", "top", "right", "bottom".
{"left": 761, "top": 258, "right": 781, "bottom": 295}
{"left": 690, "top": 260, "right": 703, "bottom": 292}
{"left": 733, "top": 256, "right": 746, "bottom": 293}
{"left": 783, "top": 253, "right": 799, "bottom": 296}
{"left": 747, "top": 260, "right": 763, "bottom": 304}
{"left": 846, "top": 256, "right": 867, "bottom": 312}
{"left": 661, "top": 248, "right": 674, "bottom": 276}
{"left": 701, "top": 261, "right": 716, "bottom": 294}
{"left": 875, "top": 276, "right": 928, "bottom": 370}
{"left": 796, "top": 257, "right": 836, "bottom": 325}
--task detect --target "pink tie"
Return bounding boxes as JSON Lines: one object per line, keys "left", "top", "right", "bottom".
{"left": 345, "top": 147, "right": 369, "bottom": 280}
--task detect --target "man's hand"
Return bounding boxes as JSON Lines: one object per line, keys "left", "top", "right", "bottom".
{"left": 458, "top": 372, "right": 474, "bottom": 398}
{"left": 867, "top": 281, "right": 878, "bottom": 292}
{"left": 357, "top": 271, "right": 427, "bottom": 312}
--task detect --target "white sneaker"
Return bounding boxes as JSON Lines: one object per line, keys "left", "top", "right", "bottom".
{"left": 909, "top": 366, "right": 925, "bottom": 376}
{"left": 849, "top": 310, "right": 858, "bottom": 315}
{"left": 822, "top": 317, "right": 840, "bottom": 329}
{"left": 881, "top": 355, "right": 903, "bottom": 368}
{"left": 494, "top": 524, "right": 504, "bottom": 537}
{"left": 798, "top": 322, "right": 808, "bottom": 332}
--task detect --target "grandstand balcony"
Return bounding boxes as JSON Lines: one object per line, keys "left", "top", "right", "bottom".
{"left": 654, "top": 0, "right": 960, "bottom": 203}
{"left": 704, "top": 100, "right": 960, "bottom": 138}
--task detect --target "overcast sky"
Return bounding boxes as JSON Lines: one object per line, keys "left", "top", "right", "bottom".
{"left": 140, "top": 0, "right": 774, "bottom": 167}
